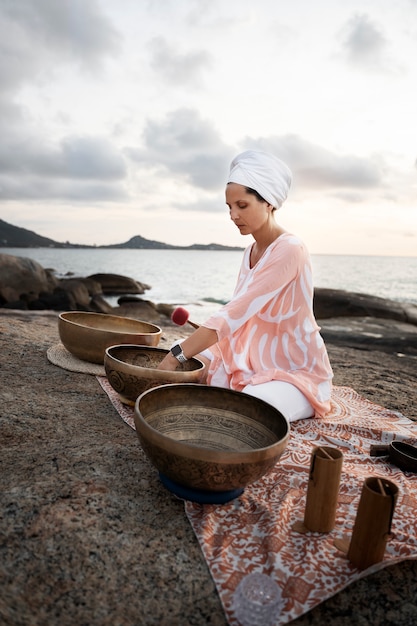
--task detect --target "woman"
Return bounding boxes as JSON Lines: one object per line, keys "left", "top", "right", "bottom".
{"left": 158, "top": 150, "right": 333, "bottom": 422}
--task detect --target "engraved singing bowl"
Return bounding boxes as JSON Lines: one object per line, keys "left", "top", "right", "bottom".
{"left": 134, "top": 384, "right": 290, "bottom": 492}
{"left": 104, "top": 345, "right": 205, "bottom": 404}
{"left": 58, "top": 311, "right": 162, "bottom": 364}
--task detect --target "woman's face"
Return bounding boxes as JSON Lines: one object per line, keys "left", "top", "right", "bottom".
{"left": 226, "top": 183, "right": 272, "bottom": 236}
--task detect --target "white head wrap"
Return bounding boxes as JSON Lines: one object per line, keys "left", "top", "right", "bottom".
{"left": 227, "top": 150, "right": 292, "bottom": 209}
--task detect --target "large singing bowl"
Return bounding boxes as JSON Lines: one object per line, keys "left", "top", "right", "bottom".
{"left": 104, "top": 345, "right": 205, "bottom": 404}
{"left": 58, "top": 311, "right": 162, "bottom": 364}
{"left": 134, "top": 384, "right": 290, "bottom": 492}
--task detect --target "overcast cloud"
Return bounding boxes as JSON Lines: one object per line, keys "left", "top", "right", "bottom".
{"left": 342, "top": 14, "right": 390, "bottom": 70}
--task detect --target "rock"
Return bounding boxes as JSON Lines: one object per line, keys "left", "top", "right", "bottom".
{"left": 36, "top": 289, "right": 77, "bottom": 311}
{"left": 1, "top": 297, "right": 28, "bottom": 310}
{"left": 112, "top": 299, "right": 161, "bottom": 322}
{"left": 58, "top": 279, "right": 93, "bottom": 310}
{"left": 0, "top": 254, "right": 125, "bottom": 312}
{"left": 89, "top": 294, "right": 114, "bottom": 314}
{"left": 156, "top": 302, "right": 176, "bottom": 319}
{"left": 314, "top": 288, "right": 417, "bottom": 326}
{"left": 0, "top": 253, "right": 59, "bottom": 305}
{"left": 58, "top": 277, "right": 104, "bottom": 310}
{"left": 1, "top": 310, "right": 417, "bottom": 626}
{"left": 117, "top": 295, "right": 143, "bottom": 304}
{"left": 87, "top": 273, "right": 150, "bottom": 295}
{"left": 319, "top": 317, "right": 417, "bottom": 356}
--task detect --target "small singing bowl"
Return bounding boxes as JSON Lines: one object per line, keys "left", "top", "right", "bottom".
{"left": 134, "top": 384, "right": 290, "bottom": 492}
{"left": 390, "top": 442, "right": 417, "bottom": 472}
{"left": 370, "top": 441, "right": 417, "bottom": 472}
{"left": 104, "top": 345, "right": 205, "bottom": 404}
{"left": 58, "top": 311, "right": 162, "bottom": 364}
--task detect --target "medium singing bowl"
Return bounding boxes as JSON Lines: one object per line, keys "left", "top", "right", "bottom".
{"left": 58, "top": 311, "right": 162, "bottom": 364}
{"left": 134, "top": 384, "right": 290, "bottom": 492}
{"left": 104, "top": 345, "right": 205, "bottom": 404}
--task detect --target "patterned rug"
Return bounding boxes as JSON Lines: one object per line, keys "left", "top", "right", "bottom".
{"left": 97, "top": 377, "right": 417, "bottom": 625}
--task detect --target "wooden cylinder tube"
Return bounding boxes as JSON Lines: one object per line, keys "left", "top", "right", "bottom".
{"left": 347, "top": 477, "right": 399, "bottom": 570}
{"left": 303, "top": 446, "right": 343, "bottom": 532}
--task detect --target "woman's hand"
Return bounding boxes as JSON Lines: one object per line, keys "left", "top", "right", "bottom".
{"left": 157, "top": 351, "right": 180, "bottom": 371}
{"left": 156, "top": 326, "right": 218, "bottom": 372}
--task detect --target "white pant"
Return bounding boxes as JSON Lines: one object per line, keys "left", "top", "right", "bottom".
{"left": 242, "top": 381, "right": 314, "bottom": 423}
{"left": 199, "top": 349, "right": 314, "bottom": 423}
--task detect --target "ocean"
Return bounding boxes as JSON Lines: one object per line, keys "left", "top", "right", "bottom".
{"left": 2, "top": 248, "right": 416, "bottom": 323}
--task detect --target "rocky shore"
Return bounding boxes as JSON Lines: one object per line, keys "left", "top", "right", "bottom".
{"left": 1, "top": 303, "right": 417, "bottom": 625}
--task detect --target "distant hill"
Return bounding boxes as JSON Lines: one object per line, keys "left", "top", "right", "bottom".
{"left": 104, "top": 234, "right": 243, "bottom": 251}
{"left": 103, "top": 235, "right": 174, "bottom": 250}
{"left": 0, "top": 219, "right": 243, "bottom": 251}
{"left": 0, "top": 219, "right": 80, "bottom": 248}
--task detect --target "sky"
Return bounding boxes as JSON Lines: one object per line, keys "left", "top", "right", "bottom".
{"left": 1, "top": 0, "right": 417, "bottom": 256}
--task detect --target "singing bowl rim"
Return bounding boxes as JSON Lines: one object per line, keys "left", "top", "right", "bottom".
{"left": 58, "top": 310, "right": 162, "bottom": 336}
{"left": 104, "top": 345, "right": 205, "bottom": 379}
{"left": 134, "top": 383, "right": 290, "bottom": 464}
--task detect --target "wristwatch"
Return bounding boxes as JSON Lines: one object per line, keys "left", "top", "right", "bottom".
{"left": 170, "top": 342, "right": 188, "bottom": 363}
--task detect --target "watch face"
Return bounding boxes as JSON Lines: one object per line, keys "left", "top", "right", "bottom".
{"left": 171, "top": 344, "right": 182, "bottom": 356}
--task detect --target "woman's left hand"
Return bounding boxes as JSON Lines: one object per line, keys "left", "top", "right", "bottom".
{"left": 157, "top": 352, "right": 180, "bottom": 371}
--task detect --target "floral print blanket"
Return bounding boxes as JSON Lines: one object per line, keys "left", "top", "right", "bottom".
{"left": 98, "top": 379, "right": 417, "bottom": 625}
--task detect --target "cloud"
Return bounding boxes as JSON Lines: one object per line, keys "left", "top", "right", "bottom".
{"left": 54, "top": 137, "right": 127, "bottom": 180}
{"left": 0, "top": 0, "right": 120, "bottom": 92}
{"left": 0, "top": 133, "right": 126, "bottom": 178}
{"left": 0, "top": 177, "right": 126, "bottom": 202}
{"left": 126, "top": 108, "right": 231, "bottom": 190}
{"left": 340, "top": 14, "right": 390, "bottom": 71}
{"left": 148, "top": 36, "right": 212, "bottom": 87}
{"left": 0, "top": 134, "right": 127, "bottom": 201}
{"left": 173, "top": 194, "right": 227, "bottom": 214}
{"left": 243, "top": 134, "right": 383, "bottom": 192}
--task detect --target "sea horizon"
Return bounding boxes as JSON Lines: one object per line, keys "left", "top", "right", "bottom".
{"left": 1, "top": 243, "right": 416, "bottom": 259}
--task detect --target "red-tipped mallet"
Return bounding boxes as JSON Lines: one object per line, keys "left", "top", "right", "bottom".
{"left": 171, "top": 306, "right": 200, "bottom": 329}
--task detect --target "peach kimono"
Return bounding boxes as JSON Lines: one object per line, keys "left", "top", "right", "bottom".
{"left": 202, "top": 233, "right": 333, "bottom": 416}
